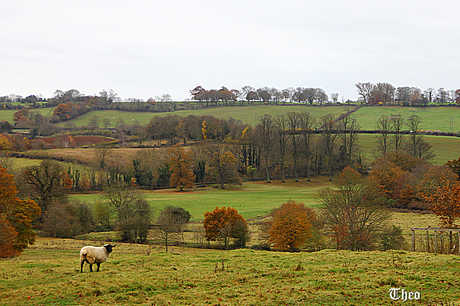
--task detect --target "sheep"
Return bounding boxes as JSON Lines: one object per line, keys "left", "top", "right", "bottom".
{"left": 80, "top": 244, "right": 115, "bottom": 273}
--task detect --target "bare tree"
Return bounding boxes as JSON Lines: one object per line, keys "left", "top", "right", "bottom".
{"left": 95, "top": 142, "right": 112, "bottom": 169}
{"left": 287, "top": 112, "right": 301, "bottom": 181}
{"left": 355, "top": 82, "right": 375, "bottom": 104}
{"left": 156, "top": 206, "right": 191, "bottom": 252}
{"left": 22, "top": 160, "right": 67, "bottom": 213}
{"left": 337, "top": 115, "right": 360, "bottom": 168}
{"left": 299, "top": 112, "right": 316, "bottom": 181}
{"left": 376, "top": 115, "right": 392, "bottom": 156}
{"left": 391, "top": 115, "right": 404, "bottom": 151}
{"left": 258, "top": 115, "right": 275, "bottom": 182}
{"left": 320, "top": 114, "right": 338, "bottom": 181}
{"left": 274, "top": 114, "right": 288, "bottom": 182}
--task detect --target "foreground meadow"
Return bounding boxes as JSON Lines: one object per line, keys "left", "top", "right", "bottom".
{"left": 1, "top": 238, "right": 459, "bottom": 305}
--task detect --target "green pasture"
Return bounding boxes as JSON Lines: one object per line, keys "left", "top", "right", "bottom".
{"left": 353, "top": 105, "right": 460, "bottom": 132}
{"left": 1, "top": 238, "right": 459, "bottom": 305}
{"left": 357, "top": 134, "right": 460, "bottom": 164}
{"left": 0, "top": 107, "right": 56, "bottom": 123}
{"left": 60, "top": 105, "right": 351, "bottom": 127}
{"left": 72, "top": 179, "right": 329, "bottom": 221}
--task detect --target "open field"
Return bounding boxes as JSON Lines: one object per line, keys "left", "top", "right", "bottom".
{"left": 59, "top": 105, "right": 351, "bottom": 127}
{"left": 353, "top": 106, "right": 460, "bottom": 132}
{"left": 1, "top": 237, "right": 459, "bottom": 305}
{"left": 72, "top": 179, "right": 330, "bottom": 221}
{"left": 54, "top": 105, "right": 460, "bottom": 132}
{"left": 0, "top": 107, "right": 56, "bottom": 123}
{"left": 357, "top": 134, "right": 460, "bottom": 165}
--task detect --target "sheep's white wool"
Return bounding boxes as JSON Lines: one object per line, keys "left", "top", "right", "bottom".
{"left": 80, "top": 244, "right": 114, "bottom": 272}
{"left": 80, "top": 246, "right": 109, "bottom": 264}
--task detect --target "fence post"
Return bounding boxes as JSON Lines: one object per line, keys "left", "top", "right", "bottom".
{"left": 435, "top": 230, "right": 438, "bottom": 254}
{"left": 440, "top": 232, "right": 444, "bottom": 254}
{"left": 427, "top": 230, "right": 430, "bottom": 252}
{"left": 411, "top": 229, "right": 415, "bottom": 252}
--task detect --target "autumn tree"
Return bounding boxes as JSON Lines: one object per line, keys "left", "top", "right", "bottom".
{"left": 0, "top": 166, "right": 41, "bottom": 257}
{"left": 204, "top": 207, "right": 249, "bottom": 249}
{"left": 208, "top": 144, "right": 241, "bottom": 189}
{"left": 320, "top": 167, "right": 390, "bottom": 251}
{"left": 266, "top": 200, "right": 316, "bottom": 252}
{"left": 422, "top": 180, "right": 460, "bottom": 228}
{"left": 53, "top": 103, "right": 72, "bottom": 121}
{"left": 168, "top": 145, "right": 195, "bottom": 191}
{"left": 446, "top": 157, "right": 460, "bottom": 179}
{"left": 157, "top": 206, "right": 191, "bottom": 252}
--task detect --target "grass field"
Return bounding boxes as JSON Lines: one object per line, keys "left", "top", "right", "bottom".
{"left": 357, "top": 134, "right": 460, "bottom": 165}
{"left": 1, "top": 237, "right": 459, "bottom": 305}
{"left": 72, "top": 179, "right": 329, "bottom": 221}
{"left": 353, "top": 105, "right": 460, "bottom": 132}
{"left": 59, "top": 105, "right": 351, "bottom": 127}
{"left": 0, "top": 107, "right": 56, "bottom": 123}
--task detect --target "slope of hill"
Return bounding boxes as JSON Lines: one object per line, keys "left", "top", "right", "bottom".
{"left": 0, "top": 237, "right": 458, "bottom": 305}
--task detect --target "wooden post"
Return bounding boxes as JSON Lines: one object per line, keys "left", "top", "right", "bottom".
{"left": 435, "top": 230, "right": 438, "bottom": 254}
{"left": 440, "top": 232, "right": 444, "bottom": 254}
{"left": 411, "top": 229, "right": 415, "bottom": 252}
{"left": 427, "top": 230, "right": 430, "bottom": 253}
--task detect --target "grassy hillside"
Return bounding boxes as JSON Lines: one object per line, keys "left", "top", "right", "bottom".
{"left": 0, "top": 107, "right": 56, "bottom": 123}
{"left": 353, "top": 106, "right": 460, "bottom": 132}
{"left": 72, "top": 179, "right": 329, "bottom": 221}
{"left": 59, "top": 105, "right": 351, "bottom": 127}
{"left": 1, "top": 237, "right": 459, "bottom": 305}
{"left": 358, "top": 134, "right": 460, "bottom": 164}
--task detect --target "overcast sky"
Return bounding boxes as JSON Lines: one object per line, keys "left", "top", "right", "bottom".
{"left": 1, "top": 0, "right": 459, "bottom": 101}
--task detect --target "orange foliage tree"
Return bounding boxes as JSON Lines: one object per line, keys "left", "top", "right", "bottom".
{"left": 168, "top": 145, "right": 196, "bottom": 191}
{"left": 204, "top": 207, "right": 249, "bottom": 249}
{"left": 53, "top": 103, "right": 72, "bottom": 121}
{"left": 0, "top": 166, "right": 41, "bottom": 257}
{"left": 422, "top": 180, "right": 460, "bottom": 228}
{"left": 266, "top": 200, "right": 315, "bottom": 251}
{"left": 0, "top": 134, "right": 12, "bottom": 151}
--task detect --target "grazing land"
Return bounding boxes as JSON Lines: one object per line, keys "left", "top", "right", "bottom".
{"left": 72, "top": 179, "right": 330, "bottom": 221}
{"left": 59, "top": 105, "right": 351, "bottom": 127}
{"left": 0, "top": 107, "right": 56, "bottom": 123}
{"left": 352, "top": 105, "right": 460, "bottom": 132}
{"left": 0, "top": 237, "right": 459, "bottom": 305}
{"left": 357, "top": 134, "right": 460, "bottom": 165}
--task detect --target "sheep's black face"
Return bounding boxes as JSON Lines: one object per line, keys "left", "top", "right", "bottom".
{"left": 104, "top": 244, "right": 115, "bottom": 253}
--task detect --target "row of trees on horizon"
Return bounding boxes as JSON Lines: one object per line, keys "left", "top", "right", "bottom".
{"left": 1, "top": 82, "right": 460, "bottom": 108}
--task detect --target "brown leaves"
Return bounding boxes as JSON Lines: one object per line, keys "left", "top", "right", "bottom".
{"left": 168, "top": 145, "right": 195, "bottom": 191}
{"left": 266, "top": 200, "right": 314, "bottom": 252}
{"left": 422, "top": 180, "right": 460, "bottom": 228}
{"left": 0, "top": 166, "right": 41, "bottom": 257}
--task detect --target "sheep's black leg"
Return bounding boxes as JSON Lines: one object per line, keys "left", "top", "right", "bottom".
{"left": 89, "top": 264, "right": 93, "bottom": 272}
{"left": 80, "top": 261, "right": 84, "bottom": 273}
{"left": 96, "top": 263, "right": 101, "bottom": 272}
